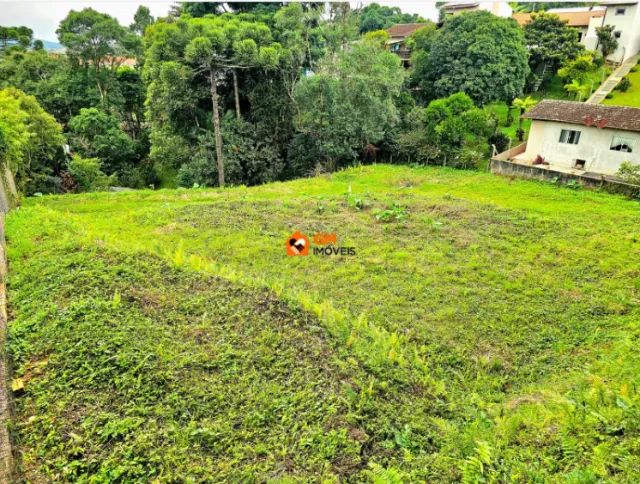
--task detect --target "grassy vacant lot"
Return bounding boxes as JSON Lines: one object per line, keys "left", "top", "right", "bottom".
{"left": 7, "top": 165, "right": 640, "bottom": 482}
{"left": 603, "top": 68, "right": 640, "bottom": 108}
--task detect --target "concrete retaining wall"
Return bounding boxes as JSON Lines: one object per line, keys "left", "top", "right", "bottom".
{"left": 490, "top": 158, "right": 640, "bottom": 198}
{"left": 0, "top": 214, "right": 13, "bottom": 480}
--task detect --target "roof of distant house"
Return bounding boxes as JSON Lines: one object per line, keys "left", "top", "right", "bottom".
{"left": 443, "top": 1, "right": 480, "bottom": 10}
{"left": 523, "top": 100, "right": 640, "bottom": 132}
{"left": 512, "top": 9, "right": 605, "bottom": 27}
{"left": 599, "top": 0, "right": 638, "bottom": 5}
{"left": 386, "top": 23, "right": 430, "bottom": 38}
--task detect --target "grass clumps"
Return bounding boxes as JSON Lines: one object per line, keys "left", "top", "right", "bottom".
{"left": 603, "top": 68, "right": 640, "bottom": 107}
{"left": 6, "top": 164, "right": 640, "bottom": 480}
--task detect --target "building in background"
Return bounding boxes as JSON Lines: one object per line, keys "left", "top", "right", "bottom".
{"left": 503, "top": 100, "right": 640, "bottom": 175}
{"left": 442, "top": 1, "right": 513, "bottom": 18}
{"left": 385, "top": 23, "right": 429, "bottom": 66}
{"left": 513, "top": 7, "right": 605, "bottom": 47}
{"left": 599, "top": 1, "right": 640, "bottom": 62}
{"left": 513, "top": 2, "right": 640, "bottom": 63}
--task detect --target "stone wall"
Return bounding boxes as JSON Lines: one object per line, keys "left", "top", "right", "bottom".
{"left": 490, "top": 158, "right": 640, "bottom": 198}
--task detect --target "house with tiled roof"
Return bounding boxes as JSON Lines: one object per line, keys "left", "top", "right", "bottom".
{"left": 513, "top": 2, "right": 640, "bottom": 62}
{"left": 499, "top": 100, "right": 640, "bottom": 175}
{"left": 385, "top": 23, "right": 430, "bottom": 66}
{"left": 513, "top": 7, "right": 606, "bottom": 46}
{"left": 442, "top": 1, "right": 512, "bottom": 18}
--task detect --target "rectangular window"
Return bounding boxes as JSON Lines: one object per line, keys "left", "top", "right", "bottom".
{"left": 616, "top": 8, "right": 626, "bottom": 15}
{"left": 559, "top": 129, "right": 581, "bottom": 145}
{"left": 610, "top": 136, "right": 635, "bottom": 153}
{"left": 614, "top": 31, "right": 622, "bottom": 39}
{"left": 574, "top": 159, "right": 586, "bottom": 170}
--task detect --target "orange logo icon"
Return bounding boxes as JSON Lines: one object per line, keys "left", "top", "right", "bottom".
{"left": 286, "top": 232, "right": 309, "bottom": 256}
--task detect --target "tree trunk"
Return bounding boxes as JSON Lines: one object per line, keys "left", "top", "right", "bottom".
{"left": 209, "top": 68, "right": 225, "bottom": 187}
{"left": 232, "top": 70, "right": 241, "bottom": 121}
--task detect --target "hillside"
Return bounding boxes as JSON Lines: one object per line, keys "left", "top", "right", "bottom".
{"left": 6, "top": 165, "right": 640, "bottom": 481}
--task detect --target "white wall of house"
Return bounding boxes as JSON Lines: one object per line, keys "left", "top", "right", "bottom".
{"left": 601, "top": 2, "right": 640, "bottom": 62}
{"left": 583, "top": 15, "right": 607, "bottom": 50}
{"left": 485, "top": 2, "right": 512, "bottom": 18}
{"left": 521, "top": 120, "right": 640, "bottom": 174}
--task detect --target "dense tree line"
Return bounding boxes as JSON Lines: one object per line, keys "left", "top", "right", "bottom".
{"left": 0, "top": 3, "right": 602, "bottom": 195}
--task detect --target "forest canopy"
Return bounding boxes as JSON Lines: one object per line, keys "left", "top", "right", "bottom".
{"left": 0, "top": 2, "right": 598, "bottom": 196}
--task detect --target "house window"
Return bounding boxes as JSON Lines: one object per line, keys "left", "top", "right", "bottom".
{"left": 574, "top": 159, "right": 586, "bottom": 170}
{"left": 610, "top": 136, "right": 635, "bottom": 153}
{"left": 614, "top": 31, "right": 622, "bottom": 39}
{"left": 616, "top": 8, "right": 626, "bottom": 15}
{"left": 559, "top": 129, "right": 581, "bottom": 145}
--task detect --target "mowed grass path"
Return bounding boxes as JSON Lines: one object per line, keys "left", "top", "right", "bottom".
{"left": 7, "top": 165, "right": 640, "bottom": 481}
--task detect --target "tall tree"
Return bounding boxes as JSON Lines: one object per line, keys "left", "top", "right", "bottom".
{"left": 0, "top": 87, "right": 64, "bottom": 193}
{"left": 146, "top": 16, "right": 281, "bottom": 187}
{"left": 130, "top": 6, "right": 154, "bottom": 36}
{"left": 57, "top": 8, "right": 139, "bottom": 101}
{"left": 524, "top": 12, "right": 584, "bottom": 86}
{"left": 358, "top": 3, "right": 425, "bottom": 33}
{"left": 417, "top": 11, "right": 529, "bottom": 105}
{"left": 293, "top": 42, "right": 405, "bottom": 172}
{"left": 596, "top": 25, "right": 619, "bottom": 60}
{"left": 512, "top": 96, "right": 537, "bottom": 141}
{"left": 0, "top": 26, "right": 33, "bottom": 52}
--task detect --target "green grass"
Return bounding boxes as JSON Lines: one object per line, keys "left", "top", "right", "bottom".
{"left": 7, "top": 165, "right": 640, "bottom": 481}
{"left": 533, "top": 67, "right": 610, "bottom": 102}
{"left": 603, "top": 67, "right": 640, "bottom": 108}
{"left": 485, "top": 102, "right": 531, "bottom": 142}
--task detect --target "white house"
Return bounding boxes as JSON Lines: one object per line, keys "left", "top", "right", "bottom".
{"left": 509, "top": 100, "right": 640, "bottom": 175}
{"left": 513, "top": 2, "right": 640, "bottom": 62}
{"left": 513, "top": 8, "right": 606, "bottom": 46}
{"left": 598, "top": 1, "right": 640, "bottom": 62}
{"left": 443, "top": 1, "right": 513, "bottom": 18}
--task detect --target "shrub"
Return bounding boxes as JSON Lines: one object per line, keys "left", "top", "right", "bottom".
{"left": 489, "top": 132, "right": 510, "bottom": 154}
{"left": 617, "top": 161, "right": 640, "bottom": 184}
{"left": 117, "top": 161, "right": 157, "bottom": 189}
{"left": 66, "top": 155, "right": 113, "bottom": 192}
{"left": 615, "top": 76, "right": 631, "bottom": 92}
{"left": 375, "top": 203, "right": 409, "bottom": 222}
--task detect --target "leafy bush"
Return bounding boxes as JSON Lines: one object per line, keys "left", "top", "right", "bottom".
{"left": 66, "top": 155, "right": 113, "bottom": 192}
{"left": 488, "top": 132, "right": 510, "bottom": 154}
{"left": 558, "top": 52, "right": 602, "bottom": 83}
{"left": 617, "top": 161, "right": 640, "bottom": 184}
{"left": 375, "top": 203, "right": 409, "bottom": 222}
{"left": 117, "top": 161, "right": 157, "bottom": 189}
{"left": 397, "top": 93, "right": 491, "bottom": 166}
{"left": 67, "top": 108, "right": 136, "bottom": 175}
{"left": 615, "top": 76, "right": 631, "bottom": 92}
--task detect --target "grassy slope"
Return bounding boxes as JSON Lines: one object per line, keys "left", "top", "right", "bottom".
{"left": 7, "top": 165, "right": 640, "bottom": 481}
{"left": 603, "top": 68, "right": 640, "bottom": 108}
{"left": 485, "top": 102, "right": 532, "bottom": 141}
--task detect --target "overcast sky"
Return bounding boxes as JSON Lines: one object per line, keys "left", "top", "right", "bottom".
{"left": 1, "top": 1, "right": 440, "bottom": 42}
